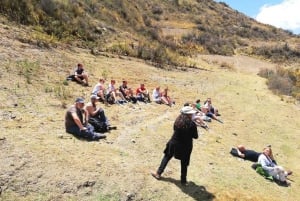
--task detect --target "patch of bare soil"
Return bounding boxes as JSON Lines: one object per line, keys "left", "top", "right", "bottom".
{"left": 1, "top": 21, "right": 300, "bottom": 201}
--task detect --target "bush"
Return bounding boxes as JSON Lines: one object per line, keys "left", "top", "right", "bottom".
{"left": 258, "top": 68, "right": 275, "bottom": 78}
{"left": 268, "top": 74, "right": 293, "bottom": 95}
{"left": 259, "top": 67, "right": 300, "bottom": 99}
{"left": 252, "top": 44, "right": 300, "bottom": 63}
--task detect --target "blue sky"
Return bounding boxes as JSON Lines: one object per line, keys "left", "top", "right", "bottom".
{"left": 215, "top": 0, "right": 300, "bottom": 34}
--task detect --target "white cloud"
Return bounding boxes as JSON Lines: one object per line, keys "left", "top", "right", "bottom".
{"left": 256, "top": 0, "right": 300, "bottom": 34}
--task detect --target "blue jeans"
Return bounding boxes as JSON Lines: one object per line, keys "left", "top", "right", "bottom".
{"left": 66, "top": 124, "right": 96, "bottom": 140}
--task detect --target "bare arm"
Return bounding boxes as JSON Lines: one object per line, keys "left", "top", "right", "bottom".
{"left": 237, "top": 149, "right": 245, "bottom": 158}
{"left": 71, "top": 112, "right": 85, "bottom": 130}
{"left": 85, "top": 105, "right": 100, "bottom": 117}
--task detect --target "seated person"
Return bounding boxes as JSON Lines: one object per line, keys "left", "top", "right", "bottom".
{"left": 152, "top": 86, "right": 162, "bottom": 104}
{"left": 195, "top": 99, "right": 201, "bottom": 111}
{"left": 106, "top": 80, "right": 126, "bottom": 104}
{"left": 201, "top": 105, "right": 223, "bottom": 123}
{"left": 204, "top": 98, "right": 220, "bottom": 116}
{"left": 136, "top": 83, "right": 151, "bottom": 103}
{"left": 258, "top": 147, "right": 292, "bottom": 184}
{"left": 161, "top": 87, "right": 175, "bottom": 107}
{"left": 74, "top": 63, "right": 89, "bottom": 86}
{"left": 65, "top": 97, "right": 106, "bottom": 140}
{"left": 91, "top": 78, "right": 106, "bottom": 103}
{"left": 190, "top": 103, "right": 209, "bottom": 129}
{"left": 85, "top": 95, "right": 116, "bottom": 132}
{"left": 119, "top": 80, "right": 137, "bottom": 103}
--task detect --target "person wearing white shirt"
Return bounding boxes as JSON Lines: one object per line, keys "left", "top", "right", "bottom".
{"left": 258, "top": 147, "right": 292, "bottom": 183}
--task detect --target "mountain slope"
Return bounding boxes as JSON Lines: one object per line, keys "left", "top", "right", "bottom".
{"left": 0, "top": 0, "right": 299, "bottom": 66}
{"left": 0, "top": 17, "right": 300, "bottom": 201}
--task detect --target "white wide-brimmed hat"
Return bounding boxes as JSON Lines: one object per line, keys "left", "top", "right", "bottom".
{"left": 180, "top": 106, "right": 197, "bottom": 114}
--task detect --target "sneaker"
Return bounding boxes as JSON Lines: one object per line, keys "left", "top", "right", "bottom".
{"left": 151, "top": 171, "right": 161, "bottom": 180}
{"left": 93, "top": 133, "right": 106, "bottom": 140}
{"left": 287, "top": 170, "right": 293, "bottom": 176}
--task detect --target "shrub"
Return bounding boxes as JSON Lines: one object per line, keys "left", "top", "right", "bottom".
{"left": 16, "top": 59, "right": 40, "bottom": 84}
{"left": 268, "top": 74, "right": 293, "bottom": 95}
{"left": 258, "top": 68, "right": 275, "bottom": 78}
{"left": 259, "top": 67, "right": 300, "bottom": 99}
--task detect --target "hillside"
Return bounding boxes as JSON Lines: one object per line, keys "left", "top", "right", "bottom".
{"left": 1, "top": 14, "right": 300, "bottom": 201}
{"left": 0, "top": 0, "right": 299, "bottom": 66}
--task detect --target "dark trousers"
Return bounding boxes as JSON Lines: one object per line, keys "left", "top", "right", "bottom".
{"left": 96, "top": 109, "right": 108, "bottom": 125}
{"left": 157, "top": 154, "right": 188, "bottom": 183}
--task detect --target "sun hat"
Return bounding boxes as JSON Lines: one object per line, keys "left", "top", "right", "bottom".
{"left": 90, "top": 94, "right": 100, "bottom": 99}
{"left": 180, "top": 106, "right": 197, "bottom": 114}
{"left": 75, "top": 97, "right": 85, "bottom": 103}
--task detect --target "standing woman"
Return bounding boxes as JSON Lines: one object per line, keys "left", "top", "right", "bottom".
{"left": 151, "top": 106, "right": 198, "bottom": 185}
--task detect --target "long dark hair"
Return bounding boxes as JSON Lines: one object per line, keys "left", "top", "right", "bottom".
{"left": 174, "top": 113, "right": 193, "bottom": 129}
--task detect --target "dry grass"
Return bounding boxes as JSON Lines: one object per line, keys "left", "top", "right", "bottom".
{"left": 0, "top": 21, "right": 300, "bottom": 201}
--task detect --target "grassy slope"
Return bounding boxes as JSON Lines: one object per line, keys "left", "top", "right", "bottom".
{"left": 0, "top": 22, "right": 300, "bottom": 201}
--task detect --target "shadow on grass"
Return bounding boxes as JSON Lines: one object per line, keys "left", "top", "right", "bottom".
{"left": 159, "top": 177, "right": 215, "bottom": 201}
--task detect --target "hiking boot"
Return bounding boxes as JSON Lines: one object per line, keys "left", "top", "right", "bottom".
{"left": 151, "top": 171, "right": 161, "bottom": 180}
{"left": 181, "top": 180, "right": 188, "bottom": 186}
{"left": 93, "top": 133, "right": 106, "bottom": 140}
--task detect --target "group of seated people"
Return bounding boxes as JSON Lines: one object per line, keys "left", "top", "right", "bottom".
{"left": 184, "top": 98, "right": 223, "bottom": 130}
{"left": 91, "top": 78, "right": 175, "bottom": 107}
{"left": 68, "top": 63, "right": 176, "bottom": 106}
{"left": 231, "top": 145, "right": 293, "bottom": 185}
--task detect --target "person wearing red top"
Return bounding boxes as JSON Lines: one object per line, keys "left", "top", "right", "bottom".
{"left": 136, "top": 83, "right": 151, "bottom": 103}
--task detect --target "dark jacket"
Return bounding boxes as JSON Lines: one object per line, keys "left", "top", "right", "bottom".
{"left": 164, "top": 119, "right": 198, "bottom": 166}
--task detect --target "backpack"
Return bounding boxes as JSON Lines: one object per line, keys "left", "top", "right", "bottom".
{"left": 66, "top": 74, "right": 75, "bottom": 81}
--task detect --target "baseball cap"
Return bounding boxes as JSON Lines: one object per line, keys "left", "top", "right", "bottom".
{"left": 75, "top": 97, "right": 85, "bottom": 103}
